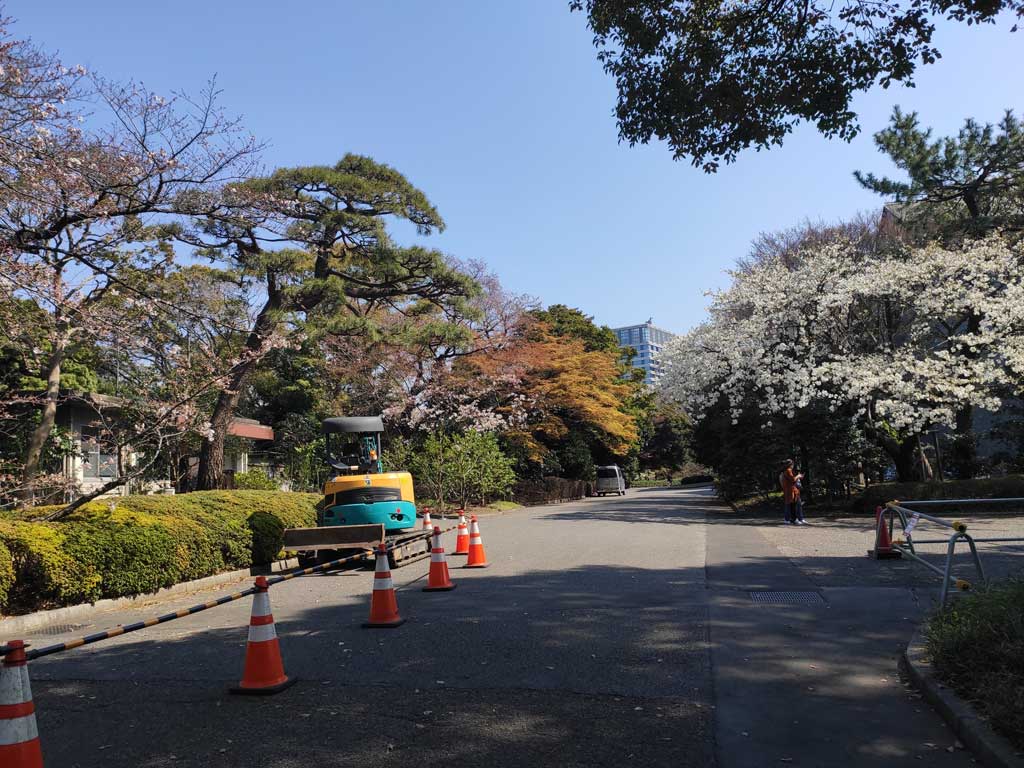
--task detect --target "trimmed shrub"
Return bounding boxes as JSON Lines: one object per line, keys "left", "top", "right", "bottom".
{"left": 0, "top": 539, "right": 14, "bottom": 612}
{"left": 0, "top": 491, "right": 318, "bottom": 614}
{"left": 926, "top": 579, "right": 1024, "bottom": 749}
{"left": 0, "top": 520, "right": 102, "bottom": 609}
{"left": 233, "top": 468, "right": 278, "bottom": 490}
{"left": 854, "top": 475, "right": 1024, "bottom": 514}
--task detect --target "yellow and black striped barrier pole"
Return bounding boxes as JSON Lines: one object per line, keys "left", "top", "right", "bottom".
{"left": 2, "top": 525, "right": 456, "bottom": 661}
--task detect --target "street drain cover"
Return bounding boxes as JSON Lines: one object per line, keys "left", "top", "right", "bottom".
{"left": 750, "top": 591, "right": 825, "bottom": 605}
{"left": 37, "top": 623, "right": 84, "bottom": 636}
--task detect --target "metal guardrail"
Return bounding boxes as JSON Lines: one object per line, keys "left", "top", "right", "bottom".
{"left": 875, "top": 498, "right": 1024, "bottom": 606}
{"left": 1, "top": 525, "right": 453, "bottom": 660}
{"left": 892, "top": 497, "right": 1024, "bottom": 508}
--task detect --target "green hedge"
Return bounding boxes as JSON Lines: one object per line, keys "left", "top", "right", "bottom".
{"left": 854, "top": 476, "right": 1024, "bottom": 514}
{"left": 512, "top": 477, "right": 594, "bottom": 505}
{"left": 0, "top": 491, "right": 318, "bottom": 615}
{"left": 0, "top": 539, "right": 14, "bottom": 613}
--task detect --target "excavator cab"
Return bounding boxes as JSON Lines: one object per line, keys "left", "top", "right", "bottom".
{"left": 282, "top": 416, "right": 426, "bottom": 567}
{"left": 325, "top": 416, "right": 383, "bottom": 474}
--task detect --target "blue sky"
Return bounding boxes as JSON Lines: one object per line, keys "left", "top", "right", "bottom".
{"left": 10, "top": 1, "right": 1022, "bottom": 333}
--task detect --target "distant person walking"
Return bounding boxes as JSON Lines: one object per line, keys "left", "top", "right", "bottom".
{"left": 779, "top": 459, "right": 806, "bottom": 525}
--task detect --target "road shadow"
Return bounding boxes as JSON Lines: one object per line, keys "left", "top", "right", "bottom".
{"left": 21, "top": 546, "right": 1024, "bottom": 767}
{"left": 541, "top": 488, "right": 873, "bottom": 530}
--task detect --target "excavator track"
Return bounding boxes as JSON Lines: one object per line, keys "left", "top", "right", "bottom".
{"left": 285, "top": 523, "right": 430, "bottom": 571}
{"left": 385, "top": 530, "right": 431, "bottom": 569}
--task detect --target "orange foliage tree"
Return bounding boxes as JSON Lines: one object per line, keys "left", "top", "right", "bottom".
{"left": 455, "top": 317, "right": 639, "bottom": 476}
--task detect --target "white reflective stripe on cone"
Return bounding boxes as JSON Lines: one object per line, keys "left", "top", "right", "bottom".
{"left": 251, "top": 592, "right": 272, "bottom": 618}
{"left": 0, "top": 665, "right": 31, "bottom": 705}
{"left": 374, "top": 577, "right": 394, "bottom": 591}
{"left": 469, "top": 535, "right": 482, "bottom": 544}
{"left": 0, "top": 713, "right": 38, "bottom": 746}
{"left": 247, "top": 623, "right": 278, "bottom": 643}
{"left": 375, "top": 555, "right": 390, "bottom": 573}
{"left": 430, "top": 552, "right": 445, "bottom": 563}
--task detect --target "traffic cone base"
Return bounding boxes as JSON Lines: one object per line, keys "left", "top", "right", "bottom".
{"left": 231, "top": 674, "right": 298, "bottom": 695}
{"left": 0, "top": 640, "right": 44, "bottom": 768}
{"left": 870, "top": 506, "right": 902, "bottom": 560}
{"left": 231, "top": 578, "right": 296, "bottom": 695}
{"left": 463, "top": 515, "right": 489, "bottom": 568}
{"left": 423, "top": 582, "right": 457, "bottom": 592}
{"left": 423, "top": 527, "right": 457, "bottom": 591}
{"left": 364, "top": 545, "right": 406, "bottom": 628}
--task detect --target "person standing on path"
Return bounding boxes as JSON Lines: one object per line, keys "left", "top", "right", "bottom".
{"left": 779, "top": 459, "right": 806, "bottom": 525}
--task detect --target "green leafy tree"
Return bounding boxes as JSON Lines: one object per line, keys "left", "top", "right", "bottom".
{"left": 855, "top": 107, "right": 1024, "bottom": 237}
{"left": 408, "top": 431, "right": 515, "bottom": 508}
{"left": 531, "top": 304, "right": 619, "bottom": 353}
{"left": 640, "top": 401, "right": 693, "bottom": 479}
{"left": 180, "top": 155, "right": 477, "bottom": 490}
{"left": 570, "top": 0, "right": 1022, "bottom": 171}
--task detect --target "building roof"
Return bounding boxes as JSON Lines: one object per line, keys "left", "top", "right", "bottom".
{"left": 228, "top": 418, "right": 274, "bottom": 441}
{"left": 611, "top": 319, "right": 676, "bottom": 336}
{"left": 322, "top": 416, "right": 385, "bottom": 435}
{"left": 59, "top": 392, "right": 274, "bottom": 441}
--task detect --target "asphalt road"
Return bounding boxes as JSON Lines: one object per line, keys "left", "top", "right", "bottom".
{"left": 23, "top": 488, "right": 713, "bottom": 768}
{"left": 17, "top": 486, "right": 1020, "bottom": 767}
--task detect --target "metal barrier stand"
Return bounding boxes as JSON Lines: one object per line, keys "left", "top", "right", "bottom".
{"left": 883, "top": 502, "right": 990, "bottom": 606}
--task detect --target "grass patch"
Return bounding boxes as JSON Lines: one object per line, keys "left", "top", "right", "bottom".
{"left": 925, "top": 578, "right": 1024, "bottom": 750}
{"left": 486, "top": 500, "right": 521, "bottom": 511}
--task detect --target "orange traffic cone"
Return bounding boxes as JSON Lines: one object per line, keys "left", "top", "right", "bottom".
{"left": 453, "top": 510, "right": 469, "bottom": 556}
{"left": 0, "top": 640, "right": 43, "bottom": 768}
{"left": 363, "top": 545, "right": 406, "bottom": 627}
{"left": 873, "top": 506, "right": 901, "bottom": 559}
{"left": 463, "top": 515, "right": 489, "bottom": 569}
{"left": 423, "top": 526, "right": 456, "bottom": 592}
{"left": 421, "top": 507, "right": 433, "bottom": 530}
{"left": 231, "top": 577, "right": 296, "bottom": 695}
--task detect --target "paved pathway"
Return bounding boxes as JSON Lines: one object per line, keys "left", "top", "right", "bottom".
{"left": 12, "top": 486, "right": 1015, "bottom": 766}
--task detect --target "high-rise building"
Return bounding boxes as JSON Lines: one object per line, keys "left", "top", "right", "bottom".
{"left": 612, "top": 319, "right": 676, "bottom": 386}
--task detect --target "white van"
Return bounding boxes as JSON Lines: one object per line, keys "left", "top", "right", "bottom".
{"left": 595, "top": 465, "right": 626, "bottom": 496}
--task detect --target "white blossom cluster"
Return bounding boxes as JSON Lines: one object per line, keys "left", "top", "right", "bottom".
{"left": 660, "top": 236, "right": 1024, "bottom": 437}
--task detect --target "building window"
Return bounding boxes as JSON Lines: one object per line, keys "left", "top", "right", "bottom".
{"left": 81, "top": 426, "right": 117, "bottom": 479}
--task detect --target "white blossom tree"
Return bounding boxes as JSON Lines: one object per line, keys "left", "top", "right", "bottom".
{"left": 661, "top": 235, "right": 1024, "bottom": 480}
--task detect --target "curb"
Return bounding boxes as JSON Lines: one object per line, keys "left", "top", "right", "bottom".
{"left": 901, "top": 629, "right": 1024, "bottom": 768}
{"left": 0, "top": 557, "right": 299, "bottom": 635}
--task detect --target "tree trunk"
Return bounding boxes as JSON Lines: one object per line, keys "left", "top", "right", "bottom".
{"left": 197, "top": 395, "right": 235, "bottom": 491}
{"left": 892, "top": 439, "right": 920, "bottom": 482}
{"left": 951, "top": 406, "right": 978, "bottom": 478}
{"left": 917, "top": 436, "right": 933, "bottom": 480}
{"left": 798, "top": 443, "right": 811, "bottom": 502}
{"left": 19, "top": 338, "right": 67, "bottom": 507}
{"left": 866, "top": 422, "right": 921, "bottom": 482}
{"left": 195, "top": 294, "right": 280, "bottom": 491}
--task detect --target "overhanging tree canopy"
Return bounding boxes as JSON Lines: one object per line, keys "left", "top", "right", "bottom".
{"left": 570, "top": 0, "right": 1023, "bottom": 171}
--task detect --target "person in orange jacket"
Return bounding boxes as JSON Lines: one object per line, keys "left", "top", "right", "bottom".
{"left": 778, "top": 459, "right": 806, "bottom": 525}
